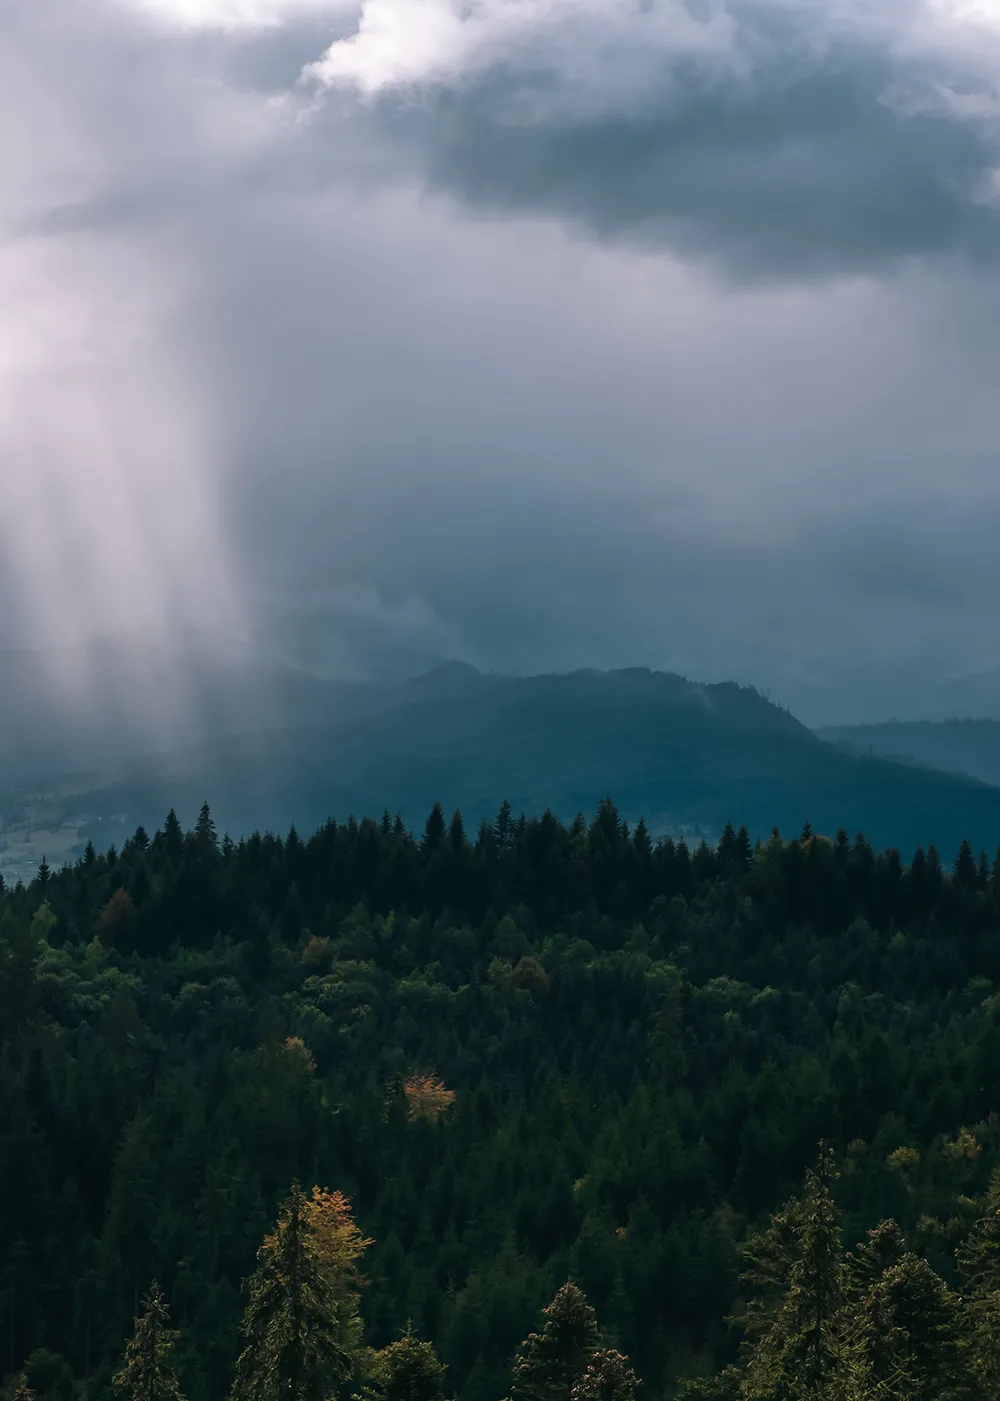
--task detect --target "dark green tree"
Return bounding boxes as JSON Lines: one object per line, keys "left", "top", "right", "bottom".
{"left": 510, "top": 1283, "right": 599, "bottom": 1401}
{"left": 377, "top": 1325, "right": 447, "bottom": 1401}
{"left": 113, "top": 1282, "right": 186, "bottom": 1401}
{"left": 742, "top": 1150, "right": 845, "bottom": 1400}
{"left": 957, "top": 1166, "right": 1000, "bottom": 1391}
{"left": 850, "top": 1254, "right": 974, "bottom": 1401}
{"left": 846, "top": 1219, "right": 907, "bottom": 1300}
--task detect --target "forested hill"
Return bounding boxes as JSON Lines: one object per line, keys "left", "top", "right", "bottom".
{"left": 820, "top": 718, "right": 1000, "bottom": 790}
{"left": 58, "top": 664, "right": 1000, "bottom": 859}
{"left": 5, "top": 801, "right": 1000, "bottom": 1401}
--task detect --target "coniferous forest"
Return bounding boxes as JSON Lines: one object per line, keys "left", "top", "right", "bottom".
{"left": 4, "top": 799, "right": 1000, "bottom": 1401}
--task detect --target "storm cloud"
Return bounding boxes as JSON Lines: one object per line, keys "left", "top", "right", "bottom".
{"left": 3, "top": 0, "right": 1000, "bottom": 727}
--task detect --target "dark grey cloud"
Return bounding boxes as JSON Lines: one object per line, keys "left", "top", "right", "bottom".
{"left": 4, "top": 0, "right": 1000, "bottom": 732}
{"left": 307, "top": 0, "right": 1000, "bottom": 279}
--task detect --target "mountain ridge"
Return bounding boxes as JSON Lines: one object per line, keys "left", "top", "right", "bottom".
{"left": 12, "top": 662, "right": 997, "bottom": 863}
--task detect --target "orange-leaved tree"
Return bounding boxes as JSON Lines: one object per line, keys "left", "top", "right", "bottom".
{"left": 403, "top": 1073, "right": 455, "bottom": 1124}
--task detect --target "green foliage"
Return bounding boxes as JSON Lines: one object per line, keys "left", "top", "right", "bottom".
{"left": 570, "top": 1349, "right": 639, "bottom": 1401}
{"left": 230, "top": 1183, "right": 351, "bottom": 1401}
{"left": 113, "top": 1283, "right": 186, "bottom": 1401}
{"left": 510, "top": 1283, "right": 599, "bottom": 1401}
{"left": 740, "top": 1153, "right": 846, "bottom": 1401}
{"left": 849, "top": 1254, "right": 974, "bottom": 1401}
{"left": 374, "top": 1325, "right": 447, "bottom": 1401}
{"left": 4, "top": 801, "right": 1000, "bottom": 1401}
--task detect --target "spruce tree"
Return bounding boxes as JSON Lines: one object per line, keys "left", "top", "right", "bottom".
{"left": 850, "top": 1253, "right": 974, "bottom": 1401}
{"left": 571, "top": 1349, "right": 639, "bottom": 1401}
{"left": 957, "top": 1166, "right": 1000, "bottom": 1391}
{"left": 511, "top": 1283, "right": 599, "bottom": 1401}
{"left": 113, "top": 1281, "right": 186, "bottom": 1401}
{"left": 377, "top": 1325, "right": 447, "bottom": 1401}
{"left": 742, "top": 1150, "right": 845, "bottom": 1400}
{"left": 230, "top": 1182, "right": 351, "bottom": 1401}
{"left": 845, "top": 1219, "right": 907, "bottom": 1300}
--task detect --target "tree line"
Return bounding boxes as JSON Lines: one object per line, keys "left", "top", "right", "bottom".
{"left": 3, "top": 799, "right": 1000, "bottom": 1399}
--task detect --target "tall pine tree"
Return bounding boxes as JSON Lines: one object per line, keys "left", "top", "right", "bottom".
{"left": 230, "top": 1183, "right": 351, "bottom": 1401}
{"left": 113, "top": 1282, "right": 186, "bottom": 1401}
{"left": 510, "top": 1283, "right": 599, "bottom": 1401}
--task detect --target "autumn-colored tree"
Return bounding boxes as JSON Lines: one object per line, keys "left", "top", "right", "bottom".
{"left": 282, "top": 1038, "right": 316, "bottom": 1074}
{"left": 113, "top": 1281, "right": 186, "bottom": 1401}
{"left": 511, "top": 1283, "right": 599, "bottom": 1401}
{"left": 303, "top": 1186, "right": 372, "bottom": 1349}
{"left": 403, "top": 1073, "right": 455, "bottom": 1124}
{"left": 11, "top": 1377, "right": 36, "bottom": 1401}
{"left": 571, "top": 1349, "right": 639, "bottom": 1401}
{"left": 230, "top": 1182, "right": 351, "bottom": 1401}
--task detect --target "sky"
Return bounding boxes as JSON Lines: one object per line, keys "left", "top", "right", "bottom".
{"left": 3, "top": 0, "right": 1000, "bottom": 724}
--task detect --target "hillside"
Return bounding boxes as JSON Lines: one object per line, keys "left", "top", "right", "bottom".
{"left": 819, "top": 718, "right": 1000, "bottom": 791}
{"left": 7, "top": 665, "right": 1000, "bottom": 864}
{"left": 33, "top": 664, "right": 1000, "bottom": 862}
{"left": 4, "top": 802, "right": 1000, "bottom": 1401}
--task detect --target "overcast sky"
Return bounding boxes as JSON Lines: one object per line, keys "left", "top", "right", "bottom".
{"left": 3, "top": 0, "right": 1000, "bottom": 722}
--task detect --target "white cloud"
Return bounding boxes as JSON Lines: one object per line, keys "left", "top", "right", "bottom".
{"left": 304, "top": 0, "right": 742, "bottom": 102}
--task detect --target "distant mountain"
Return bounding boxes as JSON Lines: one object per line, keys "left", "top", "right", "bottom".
{"left": 31, "top": 663, "right": 1000, "bottom": 861}
{"left": 763, "top": 659, "right": 1000, "bottom": 727}
{"left": 819, "top": 719, "right": 1000, "bottom": 791}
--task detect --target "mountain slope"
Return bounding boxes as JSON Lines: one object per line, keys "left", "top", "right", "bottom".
{"left": 59, "top": 665, "right": 1000, "bottom": 860}
{"left": 819, "top": 719, "right": 1000, "bottom": 790}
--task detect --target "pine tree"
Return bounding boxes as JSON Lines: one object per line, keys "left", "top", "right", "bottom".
{"left": 736, "top": 1192, "right": 807, "bottom": 1351}
{"left": 957, "top": 1166, "right": 1000, "bottom": 1391}
{"left": 845, "top": 1219, "right": 907, "bottom": 1300}
{"left": 422, "top": 804, "right": 446, "bottom": 853}
{"left": 511, "top": 1283, "right": 599, "bottom": 1401}
{"left": 742, "top": 1150, "right": 845, "bottom": 1400}
{"left": 195, "top": 803, "right": 218, "bottom": 853}
{"left": 377, "top": 1324, "right": 447, "bottom": 1401}
{"left": 113, "top": 1281, "right": 186, "bottom": 1401}
{"left": 230, "top": 1182, "right": 351, "bottom": 1401}
{"left": 571, "top": 1349, "right": 639, "bottom": 1401}
{"left": 849, "top": 1253, "right": 974, "bottom": 1401}
{"left": 163, "top": 810, "right": 184, "bottom": 863}
{"left": 494, "top": 800, "right": 514, "bottom": 852}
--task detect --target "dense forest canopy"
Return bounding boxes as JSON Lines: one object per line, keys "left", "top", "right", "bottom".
{"left": 3, "top": 799, "right": 1000, "bottom": 1401}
